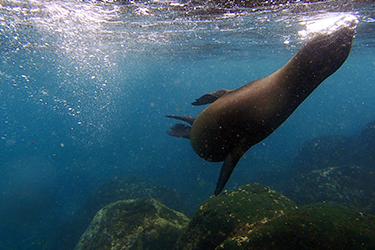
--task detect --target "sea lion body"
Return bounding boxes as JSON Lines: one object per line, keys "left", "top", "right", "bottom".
{"left": 167, "top": 23, "right": 356, "bottom": 195}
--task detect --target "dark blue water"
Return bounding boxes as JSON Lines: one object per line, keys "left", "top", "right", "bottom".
{"left": 0, "top": 0, "right": 374, "bottom": 249}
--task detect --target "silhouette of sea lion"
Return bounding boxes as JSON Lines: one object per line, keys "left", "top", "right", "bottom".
{"left": 166, "top": 23, "right": 356, "bottom": 195}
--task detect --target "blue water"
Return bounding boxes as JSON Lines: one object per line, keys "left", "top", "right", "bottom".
{"left": 0, "top": 0, "right": 374, "bottom": 249}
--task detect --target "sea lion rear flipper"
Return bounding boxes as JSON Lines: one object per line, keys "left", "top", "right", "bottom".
{"left": 166, "top": 124, "right": 191, "bottom": 139}
{"left": 165, "top": 115, "right": 195, "bottom": 125}
{"left": 166, "top": 115, "right": 195, "bottom": 138}
{"left": 214, "top": 149, "right": 243, "bottom": 196}
{"left": 192, "top": 89, "right": 233, "bottom": 106}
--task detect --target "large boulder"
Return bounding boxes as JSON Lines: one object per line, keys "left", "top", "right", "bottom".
{"left": 291, "top": 118, "right": 375, "bottom": 177}
{"left": 360, "top": 118, "right": 375, "bottom": 149}
{"left": 75, "top": 198, "right": 189, "bottom": 250}
{"left": 359, "top": 118, "right": 375, "bottom": 167}
{"left": 284, "top": 120, "right": 375, "bottom": 214}
{"left": 48, "top": 176, "right": 190, "bottom": 250}
{"left": 291, "top": 135, "right": 362, "bottom": 174}
{"left": 175, "top": 183, "right": 297, "bottom": 249}
{"left": 283, "top": 165, "right": 375, "bottom": 214}
{"left": 219, "top": 203, "right": 375, "bottom": 249}
{"left": 80, "top": 175, "right": 191, "bottom": 218}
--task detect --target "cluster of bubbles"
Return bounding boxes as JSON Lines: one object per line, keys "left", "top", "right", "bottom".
{"left": 0, "top": 0, "right": 365, "bottom": 147}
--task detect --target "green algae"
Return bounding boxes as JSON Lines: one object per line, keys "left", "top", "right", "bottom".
{"left": 220, "top": 203, "right": 375, "bottom": 249}
{"left": 175, "top": 183, "right": 297, "bottom": 249}
{"left": 284, "top": 165, "right": 375, "bottom": 214}
{"left": 76, "top": 183, "right": 375, "bottom": 250}
{"left": 75, "top": 198, "right": 189, "bottom": 250}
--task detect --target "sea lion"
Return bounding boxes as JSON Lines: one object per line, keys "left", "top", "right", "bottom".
{"left": 166, "top": 22, "right": 356, "bottom": 196}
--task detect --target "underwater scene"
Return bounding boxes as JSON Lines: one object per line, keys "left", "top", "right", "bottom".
{"left": 1, "top": 0, "right": 375, "bottom": 249}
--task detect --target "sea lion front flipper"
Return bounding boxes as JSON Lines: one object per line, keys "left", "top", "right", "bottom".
{"left": 214, "top": 148, "right": 244, "bottom": 196}
{"left": 192, "top": 89, "right": 233, "bottom": 106}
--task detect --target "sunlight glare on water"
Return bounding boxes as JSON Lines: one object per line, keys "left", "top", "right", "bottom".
{"left": 298, "top": 13, "right": 359, "bottom": 40}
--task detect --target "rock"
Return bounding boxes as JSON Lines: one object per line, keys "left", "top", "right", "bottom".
{"left": 360, "top": 118, "right": 375, "bottom": 147}
{"left": 75, "top": 198, "right": 189, "bottom": 250}
{"left": 283, "top": 122, "right": 375, "bottom": 214}
{"left": 359, "top": 118, "right": 375, "bottom": 166}
{"left": 283, "top": 165, "right": 375, "bottom": 214}
{"left": 48, "top": 176, "right": 190, "bottom": 250}
{"left": 175, "top": 183, "right": 297, "bottom": 249}
{"left": 291, "top": 118, "right": 375, "bottom": 176}
{"left": 81, "top": 175, "right": 191, "bottom": 218}
{"left": 219, "top": 203, "right": 375, "bottom": 249}
{"left": 292, "top": 135, "right": 362, "bottom": 174}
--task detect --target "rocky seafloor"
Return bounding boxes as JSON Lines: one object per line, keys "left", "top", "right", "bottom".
{"left": 50, "top": 118, "right": 375, "bottom": 249}
{"left": 75, "top": 183, "right": 375, "bottom": 249}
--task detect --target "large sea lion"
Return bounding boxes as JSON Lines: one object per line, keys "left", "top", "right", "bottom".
{"left": 166, "top": 20, "right": 357, "bottom": 196}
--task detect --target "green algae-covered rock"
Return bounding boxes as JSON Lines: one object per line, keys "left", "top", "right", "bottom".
{"left": 175, "top": 183, "right": 297, "bottom": 250}
{"left": 82, "top": 176, "right": 191, "bottom": 218}
{"left": 75, "top": 198, "right": 189, "bottom": 250}
{"left": 283, "top": 165, "right": 375, "bottom": 214}
{"left": 50, "top": 176, "right": 190, "bottom": 250}
{"left": 220, "top": 203, "right": 375, "bottom": 249}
